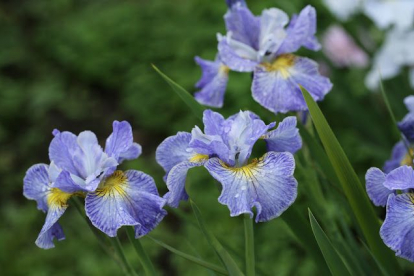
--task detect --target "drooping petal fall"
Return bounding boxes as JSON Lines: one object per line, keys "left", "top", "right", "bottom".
{"left": 204, "top": 152, "right": 297, "bottom": 222}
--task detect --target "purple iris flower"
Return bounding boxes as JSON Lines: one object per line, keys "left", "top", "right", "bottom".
{"left": 156, "top": 110, "right": 301, "bottom": 222}
{"left": 398, "top": 96, "right": 414, "bottom": 143}
{"left": 194, "top": 3, "right": 332, "bottom": 113}
{"left": 365, "top": 166, "right": 414, "bottom": 262}
{"left": 23, "top": 121, "right": 167, "bottom": 248}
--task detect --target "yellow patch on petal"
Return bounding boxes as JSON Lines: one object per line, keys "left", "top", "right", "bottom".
{"left": 47, "top": 188, "right": 72, "bottom": 208}
{"left": 189, "top": 154, "right": 209, "bottom": 163}
{"left": 96, "top": 170, "right": 128, "bottom": 197}
{"left": 400, "top": 148, "right": 414, "bottom": 167}
{"left": 219, "top": 65, "right": 230, "bottom": 75}
{"left": 220, "top": 158, "right": 260, "bottom": 178}
{"left": 262, "top": 54, "right": 296, "bottom": 79}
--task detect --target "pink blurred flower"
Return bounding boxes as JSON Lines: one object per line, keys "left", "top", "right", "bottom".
{"left": 322, "top": 25, "right": 369, "bottom": 68}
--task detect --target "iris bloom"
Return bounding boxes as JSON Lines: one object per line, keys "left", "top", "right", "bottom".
{"left": 366, "top": 165, "right": 414, "bottom": 261}
{"left": 195, "top": 2, "right": 332, "bottom": 113}
{"left": 156, "top": 110, "right": 301, "bottom": 222}
{"left": 24, "top": 121, "right": 166, "bottom": 248}
{"left": 365, "top": 29, "right": 414, "bottom": 90}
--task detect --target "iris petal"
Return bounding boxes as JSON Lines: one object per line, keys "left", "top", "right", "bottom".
{"left": 384, "top": 166, "right": 414, "bottom": 191}
{"left": 263, "top": 116, "right": 302, "bottom": 154}
{"left": 194, "top": 57, "right": 229, "bottom": 108}
{"left": 165, "top": 160, "right": 206, "bottom": 207}
{"left": 365, "top": 167, "right": 393, "bottom": 207}
{"left": 156, "top": 132, "right": 194, "bottom": 179}
{"left": 380, "top": 193, "right": 414, "bottom": 262}
{"left": 23, "top": 164, "right": 50, "bottom": 212}
{"left": 204, "top": 152, "right": 297, "bottom": 222}
{"left": 85, "top": 170, "right": 166, "bottom": 237}
{"left": 252, "top": 56, "right": 332, "bottom": 113}
{"left": 35, "top": 206, "right": 67, "bottom": 249}
{"left": 105, "top": 121, "right": 141, "bottom": 163}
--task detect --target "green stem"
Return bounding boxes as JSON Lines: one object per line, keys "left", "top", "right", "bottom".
{"left": 244, "top": 215, "right": 255, "bottom": 276}
{"left": 70, "top": 197, "right": 132, "bottom": 275}
{"left": 110, "top": 236, "right": 136, "bottom": 276}
{"left": 148, "top": 235, "right": 228, "bottom": 275}
{"left": 127, "top": 227, "right": 156, "bottom": 276}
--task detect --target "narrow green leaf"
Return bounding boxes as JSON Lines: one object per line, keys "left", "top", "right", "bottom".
{"left": 301, "top": 87, "right": 401, "bottom": 275}
{"left": 152, "top": 64, "right": 205, "bottom": 120}
{"left": 361, "top": 240, "right": 391, "bottom": 276}
{"left": 281, "top": 205, "right": 331, "bottom": 276}
{"left": 297, "top": 123, "right": 339, "bottom": 185}
{"left": 147, "top": 235, "right": 228, "bottom": 275}
{"left": 190, "top": 200, "right": 244, "bottom": 276}
{"left": 309, "top": 209, "right": 351, "bottom": 276}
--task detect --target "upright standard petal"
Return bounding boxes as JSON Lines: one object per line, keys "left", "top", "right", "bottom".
{"left": 262, "top": 116, "right": 302, "bottom": 154}
{"left": 194, "top": 57, "right": 229, "bottom": 108}
{"left": 217, "top": 35, "right": 259, "bottom": 72}
{"left": 384, "top": 166, "right": 414, "bottom": 191}
{"left": 156, "top": 132, "right": 194, "bottom": 177}
{"left": 203, "top": 109, "right": 226, "bottom": 136}
{"left": 23, "top": 164, "right": 50, "bottom": 212}
{"left": 204, "top": 152, "right": 297, "bottom": 222}
{"left": 258, "top": 8, "right": 288, "bottom": 58}
{"left": 252, "top": 55, "right": 332, "bottom": 113}
{"left": 85, "top": 170, "right": 167, "bottom": 237}
{"left": 224, "top": 3, "right": 260, "bottom": 50}
{"left": 277, "top": 5, "right": 321, "bottom": 55}
{"left": 105, "top": 121, "right": 141, "bottom": 162}
{"left": 49, "top": 130, "right": 79, "bottom": 176}
{"left": 380, "top": 193, "right": 414, "bottom": 262}
{"left": 164, "top": 160, "right": 206, "bottom": 207}
{"left": 224, "top": 110, "right": 274, "bottom": 166}
{"left": 365, "top": 167, "right": 393, "bottom": 207}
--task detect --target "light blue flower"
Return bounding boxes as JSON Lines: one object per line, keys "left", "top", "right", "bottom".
{"left": 24, "top": 121, "right": 167, "bottom": 248}
{"left": 156, "top": 110, "right": 301, "bottom": 222}
{"left": 194, "top": 3, "right": 332, "bottom": 113}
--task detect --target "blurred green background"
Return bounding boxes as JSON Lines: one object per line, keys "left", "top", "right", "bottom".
{"left": 1, "top": 0, "right": 413, "bottom": 275}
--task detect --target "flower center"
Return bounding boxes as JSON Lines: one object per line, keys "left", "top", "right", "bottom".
{"left": 219, "top": 65, "right": 230, "bottom": 75}
{"left": 262, "top": 54, "right": 296, "bottom": 79}
{"left": 47, "top": 188, "right": 72, "bottom": 208}
{"left": 96, "top": 170, "right": 128, "bottom": 197}
{"left": 220, "top": 158, "right": 260, "bottom": 178}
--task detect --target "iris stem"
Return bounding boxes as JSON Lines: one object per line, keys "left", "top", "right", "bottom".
{"left": 70, "top": 197, "right": 132, "bottom": 276}
{"left": 244, "top": 214, "right": 255, "bottom": 276}
{"left": 126, "top": 227, "right": 157, "bottom": 276}
{"left": 110, "top": 236, "right": 137, "bottom": 276}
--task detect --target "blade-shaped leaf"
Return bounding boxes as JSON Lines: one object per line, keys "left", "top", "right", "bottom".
{"left": 190, "top": 200, "right": 244, "bottom": 276}
{"left": 281, "top": 205, "right": 331, "bottom": 276}
{"left": 147, "top": 235, "right": 228, "bottom": 275}
{"left": 301, "top": 88, "right": 401, "bottom": 275}
{"left": 152, "top": 64, "right": 205, "bottom": 121}
{"left": 309, "top": 209, "right": 351, "bottom": 276}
